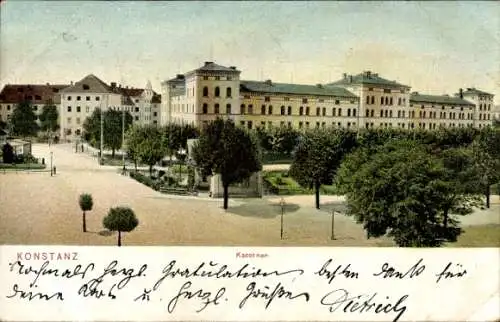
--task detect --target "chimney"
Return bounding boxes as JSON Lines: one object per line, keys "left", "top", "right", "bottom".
{"left": 229, "top": 66, "right": 236, "bottom": 70}
{"left": 46, "top": 82, "right": 50, "bottom": 86}
{"left": 70, "top": 81, "right": 74, "bottom": 86}
{"left": 265, "top": 79, "right": 272, "bottom": 85}
{"left": 204, "top": 61, "right": 213, "bottom": 66}
{"left": 459, "top": 88, "right": 463, "bottom": 99}
{"left": 349, "top": 75, "right": 353, "bottom": 83}
{"left": 316, "top": 84, "right": 323, "bottom": 88}
{"left": 176, "top": 74, "right": 184, "bottom": 79}
{"left": 118, "top": 84, "right": 122, "bottom": 88}
{"left": 343, "top": 73, "right": 347, "bottom": 79}
{"left": 373, "top": 73, "right": 378, "bottom": 77}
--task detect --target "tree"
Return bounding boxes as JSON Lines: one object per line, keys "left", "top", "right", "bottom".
{"left": 125, "top": 125, "right": 143, "bottom": 172}
{"left": 39, "top": 104, "right": 59, "bottom": 133}
{"left": 336, "top": 140, "right": 480, "bottom": 247}
{"left": 193, "top": 119, "right": 261, "bottom": 209}
{"left": 472, "top": 127, "right": 500, "bottom": 208}
{"left": 289, "top": 128, "right": 357, "bottom": 209}
{"left": 0, "top": 120, "right": 7, "bottom": 131}
{"left": 78, "top": 193, "right": 93, "bottom": 233}
{"left": 103, "top": 109, "right": 133, "bottom": 158}
{"left": 82, "top": 109, "right": 133, "bottom": 157}
{"left": 163, "top": 123, "right": 199, "bottom": 158}
{"left": 103, "top": 207, "right": 139, "bottom": 246}
{"left": 137, "top": 125, "right": 168, "bottom": 176}
{"left": 2, "top": 143, "right": 14, "bottom": 164}
{"left": 10, "top": 101, "right": 39, "bottom": 138}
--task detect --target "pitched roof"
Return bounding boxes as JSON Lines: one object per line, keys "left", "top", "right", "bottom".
{"left": 152, "top": 94, "right": 161, "bottom": 103}
{"left": 59, "top": 74, "right": 113, "bottom": 93}
{"left": 461, "top": 88, "right": 494, "bottom": 96}
{"left": 410, "top": 93, "right": 475, "bottom": 106}
{"left": 185, "top": 62, "right": 240, "bottom": 76}
{"left": 0, "top": 84, "right": 69, "bottom": 104}
{"left": 240, "top": 80, "right": 358, "bottom": 98}
{"left": 119, "top": 88, "right": 144, "bottom": 97}
{"left": 327, "top": 71, "right": 410, "bottom": 88}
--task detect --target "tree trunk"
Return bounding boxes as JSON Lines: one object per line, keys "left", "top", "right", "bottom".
{"left": 134, "top": 159, "right": 138, "bottom": 172}
{"left": 82, "top": 211, "right": 86, "bottom": 232}
{"left": 149, "top": 164, "right": 153, "bottom": 177}
{"left": 485, "top": 185, "right": 490, "bottom": 209}
{"left": 315, "top": 181, "right": 321, "bottom": 209}
{"left": 443, "top": 208, "right": 449, "bottom": 229}
{"left": 112, "top": 148, "right": 115, "bottom": 158}
{"left": 223, "top": 184, "right": 229, "bottom": 210}
{"left": 118, "top": 231, "right": 122, "bottom": 247}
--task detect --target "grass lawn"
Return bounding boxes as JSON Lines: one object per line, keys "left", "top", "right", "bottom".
{"left": 448, "top": 224, "right": 500, "bottom": 247}
{"left": 0, "top": 163, "right": 46, "bottom": 170}
{"left": 263, "top": 170, "right": 341, "bottom": 195}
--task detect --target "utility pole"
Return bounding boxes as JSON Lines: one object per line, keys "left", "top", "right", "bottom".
{"left": 99, "top": 96, "right": 104, "bottom": 165}
{"left": 280, "top": 198, "right": 285, "bottom": 240}
{"left": 331, "top": 210, "right": 335, "bottom": 240}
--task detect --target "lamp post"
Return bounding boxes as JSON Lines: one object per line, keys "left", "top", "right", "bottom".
{"left": 99, "top": 96, "right": 105, "bottom": 165}
{"left": 50, "top": 151, "right": 53, "bottom": 177}
{"left": 331, "top": 210, "right": 336, "bottom": 240}
{"left": 178, "top": 148, "right": 187, "bottom": 185}
{"left": 280, "top": 197, "right": 285, "bottom": 240}
{"left": 122, "top": 107, "right": 126, "bottom": 174}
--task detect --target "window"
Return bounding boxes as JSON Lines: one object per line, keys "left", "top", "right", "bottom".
{"left": 381, "top": 97, "right": 384, "bottom": 104}
{"left": 390, "top": 97, "right": 393, "bottom": 105}
{"left": 385, "top": 97, "right": 389, "bottom": 105}
{"left": 215, "top": 87, "right": 220, "bottom": 97}
{"left": 215, "top": 76, "right": 221, "bottom": 81}
{"left": 33, "top": 106, "right": 38, "bottom": 111}
{"left": 67, "top": 106, "right": 72, "bottom": 112}
{"left": 268, "top": 105, "right": 273, "bottom": 115}
{"left": 247, "top": 121, "right": 253, "bottom": 129}
{"left": 96, "top": 96, "right": 100, "bottom": 101}
{"left": 35, "top": 95, "right": 41, "bottom": 100}
{"left": 67, "top": 117, "right": 72, "bottom": 124}
{"left": 302, "top": 98, "right": 308, "bottom": 104}
{"left": 135, "top": 107, "right": 139, "bottom": 112}
{"left": 265, "top": 96, "right": 271, "bottom": 102}
{"left": 368, "top": 88, "right": 373, "bottom": 91}
{"left": 316, "top": 107, "right": 320, "bottom": 116}
{"left": 353, "top": 109, "right": 357, "bottom": 117}
{"left": 299, "top": 106, "right": 304, "bottom": 116}
{"left": 203, "top": 87, "right": 208, "bottom": 97}
{"left": 202, "top": 104, "right": 208, "bottom": 114}
{"left": 338, "top": 108, "right": 342, "bottom": 116}
{"left": 77, "top": 96, "right": 81, "bottom": 101}
{"left": 284, "top": 97, "right": 290, "bottom": 101}
{"left": 248, "top": 104, "right": 253, "bottom": 114}
{"left": 153, "top": 112, "right": 157, "bottom": 117}
{"left": 214, "top": 104, "right": 219, "bottom": 114}
{"left": 398, "top": 111, "right": 401, "bottom": 118}
{"left": 389, "top": 110, "right": 393, "bottom": 117}
{"left": 281, "top": 106, "right": 285, "bottom": 115}
{"left": 371, "top": 96, "right": 375, "bottom": 105}
{"left": 332, "top": 108, "right": 336, "bottom": 116}
{"left": 305, "top": 106, "right": 310, "bottom": 115}
{"left": 366, "top": 110, "right": 370, "bottom": 117}
{"left": 240, "top": 121, "right": 245, "bottom": 126}
{"left": 347, "top": 109, "right": 351, "bottom": 117}
{"left": 287, "top": 106, "right": 292, "bottom": 115}
{"left": 322, "top": 107, "right": 326, "bottom": 116}
{"left": 371, "top": 110, "right": 374, "bottom": 117}
{"left": 299, "top": 122, "right": 303, "bottom": 129}
{"left": 76, "top": 117, "right": 81, "bottom": 125}
{"left": 86, "top": 106, "right": 90, "bottom": 113}
{"left": 335, "top": 100, "right": 340, "bottom": 105}
{"left": 226, "top": 104, "right": 231, "bottom": 114}
{"left": 261, "top": 105, "right": 266, "bottom": 115}
{"left": 241, "top": 104, "right": 246, "bottom": 115}
{"left": 366, "top": 96, "right": 370, "bottom": 104}
{"left": 305, "top": 122, "right": 310, "bottom": 128}
{"left": 316, "top": 122, "right": 320, "bottom": 128}
{"left": 226, "top": 87, "right": 232, "bottom": 97}
{"left": 203, "top": 76, "right": 209, "bottom": 80}
{"left": 380, "top": 110, "right": 384, "bottom": 117}
{"left": 385, "top": 110, "right": 388, "bottom": 118}
{"left": 288, "top": 122, "right": 292, "bottom": 128}
{"left": 398, "top": 98, "right": 402, "bottom": 105}
{"left": 77, "top": 106, "right": 81, "bottom": 112}
{"left": 384, "top": 89, "right": 391, "bottom": 93}
{"left": 67, "top": 96, "right": 72, "bottom": 101}
{"left": 135, "top": 116, "right": 139, "bottom": 121}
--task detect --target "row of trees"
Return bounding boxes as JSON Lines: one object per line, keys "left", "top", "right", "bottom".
{"left": 6, "top": 101, "right": 59, "bottom": 138}
{"left": 288, "top": 126, "right": 500, "bottom": 247}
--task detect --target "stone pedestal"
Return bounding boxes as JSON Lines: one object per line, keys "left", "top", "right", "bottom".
{"left": 209, "top": 172, "right": 263, "bottom": 198}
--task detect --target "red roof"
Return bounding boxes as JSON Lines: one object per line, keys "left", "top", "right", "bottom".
{"left": 0, "top": 84, "right": 69, "bottom": 105}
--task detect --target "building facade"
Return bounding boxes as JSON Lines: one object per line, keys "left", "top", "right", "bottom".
{"left": 161, "top": 62, "right": 495, "bottom": 131}
{"left": 0, "top": 84, "right": 68, "bottom": 127}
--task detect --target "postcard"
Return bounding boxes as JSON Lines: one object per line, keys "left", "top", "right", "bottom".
{"left": 0, "top": 1, "right": 499, "bottom": 321}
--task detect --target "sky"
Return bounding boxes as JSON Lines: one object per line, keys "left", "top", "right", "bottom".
{"left": 1, "top": 1, "right": 499, "bottom": 103}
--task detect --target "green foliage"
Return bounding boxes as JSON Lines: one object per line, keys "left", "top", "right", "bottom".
{"left": 79, "top": 193, "right": 93, "bottom": 212}
{"left": 290, "top": 128, "right": 357, "bottom": 208}
{"left": 10, "top": 101, "right": 39, "bottom": 137}
{"left": 103, "top": 207, "right": 139, "bottom": 232}
{"left": 163, "top": 123, "right": 199, "bottom": 155}
{"left": 39, "top": 104, "right": 59, "bottom": 133}
{"left": 125, "top": 125, "right": 143, "bottom": 170}
{"left": 130, "top": 171, "right": 162, "bottom": 191}
{"left": 0, "top": 120, "right": 8, "bottom": 131}
{"left": 137, "top": 125, "right": 168, "bottom": 175}
{"left": 193, "top": 118, "right": 261, "bottom": 209}
{"left": 83, "top": 109, "right": 133, "bottom": 156}
{"left": 337, "top": 140, "right": 482, "bottom": 247}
